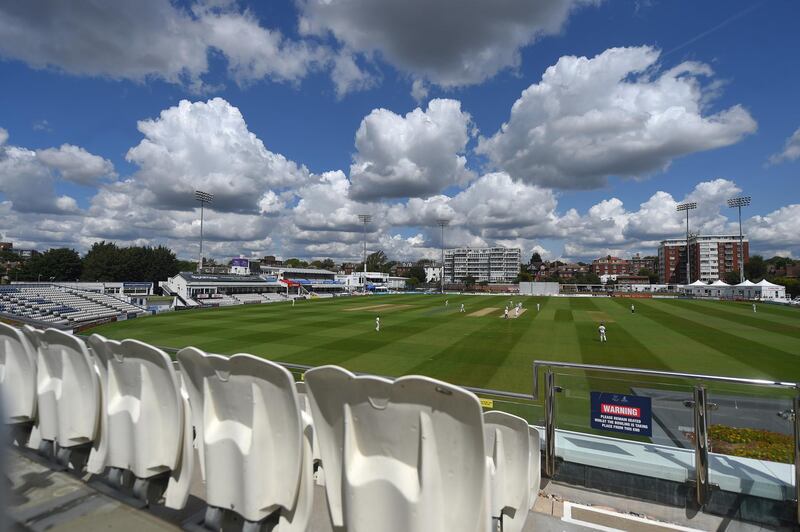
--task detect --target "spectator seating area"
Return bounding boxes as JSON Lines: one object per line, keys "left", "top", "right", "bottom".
{"left": 0, "top": 322, "right": 541, "bottom": 532}
{"left": 0, "top": 285, "right": 146, "bottom": 327}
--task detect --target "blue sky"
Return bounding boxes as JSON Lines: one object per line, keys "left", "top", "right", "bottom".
{"left": 0, "top": 0, "right": 798, "bottom": 262}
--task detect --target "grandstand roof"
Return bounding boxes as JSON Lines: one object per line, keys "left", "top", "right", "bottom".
{"left": 266, "top": 266, "right": 336, "bottom": 275}
{"left": 177, "top": 272, "right": 271, "bottom": 283}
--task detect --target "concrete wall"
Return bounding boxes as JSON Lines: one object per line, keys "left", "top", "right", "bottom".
{"left": 519, "top": 282, "right": 560, "bottom": 296}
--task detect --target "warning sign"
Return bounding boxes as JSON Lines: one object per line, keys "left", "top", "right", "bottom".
{"left": 590, "top": 392, "right": 652, "bottom": 437}
{"left": 480, "top": 398, "right": 494, "bottom": 409}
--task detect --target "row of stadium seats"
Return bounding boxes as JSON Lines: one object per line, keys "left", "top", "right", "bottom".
{"left": 0, "top": 322, "right": 540, "bottom": 532}
{"left": 0, "top": 285, "right": 146, "bottom": 326}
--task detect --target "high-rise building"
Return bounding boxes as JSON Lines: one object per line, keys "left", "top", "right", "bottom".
{"left": 658, "top": 239, "right": 688, "bottom": 284}
{"left": 658, "top": 235, "right": 749, "bottom": 284}
{"left": 443, "top": 247, "right": 521, "bottom": 284}
{"left": 689, "top": 235, "right": 749, "bottom": 283}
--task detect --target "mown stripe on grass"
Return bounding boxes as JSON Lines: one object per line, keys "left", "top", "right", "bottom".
{"left": 402, "top": 318, "right": 527, "bottom": 389}
{"left": 671, "top": 300, "right": 800, "bottom": 338}
{"left": 629, "top": 299, "right": 798, "bottom": 380}
{"left": 554, "top": 309, "right": 574, "bottom": 322}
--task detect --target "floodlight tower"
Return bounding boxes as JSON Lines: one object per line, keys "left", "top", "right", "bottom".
{"left": 195, "top": 190, "right": 214, "bottom": 272}
{"left": 727, "top": 196, "right": 751, "bottom": 283}
{"left": 676, "top": 202, "right": 697, "bottom": 284}
{"left": 358, "top": 214, "right": 372, "bottom": 274}
{"left": 436, "top": 218, "right": 450, "bottom": 294}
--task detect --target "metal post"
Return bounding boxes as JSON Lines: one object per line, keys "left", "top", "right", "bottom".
{"left": 794, "top": 395, "right": 800, "bottom": 524}
{"left": 436, "top": 219, "right": 449, "bottom": 294}
{"left": 199, "top": 201, "right": 204, "bottom": 271}
{"left": 677, "top": 202, "right": 696, "bottom": 284}
{"left": 545, "top": 370, "right": 556, "bottom": 478}
{"left": 738, "top": 205, "right": 744, "bottom": 283}
{"left": 727, "top": 197, "right": 750, "bottom": 283}
{"left": 693, "top": 386, "right": 710, "bottom": 506}
{"left": 441, "top": 225, "right": 445, "bottom": 294}
{"left": 686, "top": 210, "right": 690, "bottom": 284}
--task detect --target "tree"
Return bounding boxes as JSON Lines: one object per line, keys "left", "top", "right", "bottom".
{"left": 284, "top": 258, "right": 309, "bottom": 268}
{"left": 366, "top": 250, "right": 389, "bottom": 273}
{"left": 774, "top": 277, "right": 799, "bottom": 299}
{"left": 530, "top": 252, "right": 542, "bottom": 264}
{"left": 745, "top": 255, "right": 766, "bottom": 281}
{"left": 516, "top": 271, "right": 533, "bottom": 282}
{"left": 20, "top": 248, "right": 82, "bottom": 281}
{"left": 723, "top": 270, "right": 741, "bottom": 285}
{"left": 463, "top": 275, "right": 476, "bottom": 288}
{"left": 406, "top": 277, "right": 420, "bottom": 289}
{"left": 176, "top": 260, "right": 197, "bottom": 272}
{"left": 408, "top": 265, "right": 427, "bottom": 284}
{"left": 638, "top": 268, "right": 659, "bottom": 284}
{"left": 81, "top": 241, "right": 122, "bottom": 281}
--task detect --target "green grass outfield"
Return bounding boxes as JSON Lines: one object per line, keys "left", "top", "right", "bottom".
{"left": 88, "top": 294, "right": 800, "bottom": 427}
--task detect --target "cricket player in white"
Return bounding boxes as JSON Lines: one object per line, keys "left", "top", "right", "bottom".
{"left": 753, "top": 303, "right": 757, "bottom": 313}
{"left": 536, "top": 303, "right": 540, "bottom": 312}
{"left": 504, "top": 306, "right": 509, "bottom": 319}
{"left": 460, "top": 303, "right": 465, "bottom": 313}
{"left": 375, "top": 316, "right": 380, "bottom": 332}
{"left": 630, "top": 304, "right": 635, "bottom": 314}
{"left": 515, "top": 306, "right": 520, "bottom": 318}
{"left": 445, "top": 300, "right": 449, "bottom": 308}
{"left": 292, "top": 298, "right": 295, "bottom": 307}
{"left": 598, "top": 323, "right": 607, "bottom": 342}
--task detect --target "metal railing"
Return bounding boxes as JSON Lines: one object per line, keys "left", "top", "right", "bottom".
{"left": 532, "top": 360, "right": 800, "bottom": 521}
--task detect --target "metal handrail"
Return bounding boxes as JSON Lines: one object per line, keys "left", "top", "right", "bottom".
{"left": 533, "top": 359, "right": 800, "bottom": 524}
{"left": 532, "top": 360, "right": 799, "bottom": 400}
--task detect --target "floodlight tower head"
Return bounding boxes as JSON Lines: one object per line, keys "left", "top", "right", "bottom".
{"left": 195, "top": 190, "right": 214, "bottom": 204}
{"left": 676, "top": 202, "right": 697, "bottom": 212}
{"left": 727, "top": 196, "right": 751, "bottom": 208}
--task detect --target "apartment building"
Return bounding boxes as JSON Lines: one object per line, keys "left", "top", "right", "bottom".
{"left": 658, "top": 239, "right": 688, "bottom": 284}
{"left": 690, "top": 235, "right": 749, "bottom": 283}
{"left": 443, "top": 247, "right": 521, "bottom": 284}
{"left": 658, "top": 235, "right": 748, "bottom": 284}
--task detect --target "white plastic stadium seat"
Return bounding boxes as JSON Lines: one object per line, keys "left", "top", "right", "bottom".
{"left": 0, "top": 322, "right": 37, "bottom": 426}
{"left": 483, "top": 410, "right": 539, "bottom": 532}
{"left": 34, "top": 328, "right": 100, "bottom": 451}
{"left": 304, "top": 365, "right": 490, "bottom": 532}
{"left": 177, "top": 347, "right": 313, "bottom": 531}
{"left": 86, "top": 334, "right": 192, "bottom": 509}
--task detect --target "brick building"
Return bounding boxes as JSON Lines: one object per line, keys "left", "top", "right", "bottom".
{"left": 591, "top": 253, "right": 657, "bottom": 277}
{"left": 658, "top": 235, "right": 749, "bottom": 284}
{"left": 658, "top": 239, "right": 688, "bottom": 284}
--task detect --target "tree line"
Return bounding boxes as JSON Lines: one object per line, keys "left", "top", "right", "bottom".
{"left": 2, "top": 241, "right": 194, "bottom": 287}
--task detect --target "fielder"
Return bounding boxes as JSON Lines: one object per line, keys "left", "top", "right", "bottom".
{"left": 598, "top": 322, "right": 607, "bottom": 342}
{"left": 460, "top": 303, "right": 465, "bottom": 313}
{"left": 504, "top": 306, "right": 509, "bottom": 319}
{"left": 445, "top": 299, "right": 449, "bottom": 308}
{"left": 375, "top": 316, "right": 380, "bottom": 332}
{"left": 536, "top": 303, "right": 540, "bottom": 312}
{"left": 631, "top": 304, "right": 635, "bottom": 314}
{"left": 292, "top": 298, "right": 295, "bottom": 307}
{"left": 753, "top": 303, "right": 757, "bottom": 313}
{"left": 515, "top": 306, "right": 520, "bottom": 318}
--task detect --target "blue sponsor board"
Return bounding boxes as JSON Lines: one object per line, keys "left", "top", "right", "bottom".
{"left": 231, "top": 258, "right": 250, "bottom": 267}
{"left": 590, "top": 392, "right": 652, "bottom": 437}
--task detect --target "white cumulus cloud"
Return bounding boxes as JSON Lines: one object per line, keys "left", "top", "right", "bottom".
{"left": 477, "top": 46, "right": 757, "bottom": 189}
{"left": 349, "top": 99, "right": 474, "bottom": 200}
{"left": 768, "top": 127, "right": 800, "bottom": 165}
